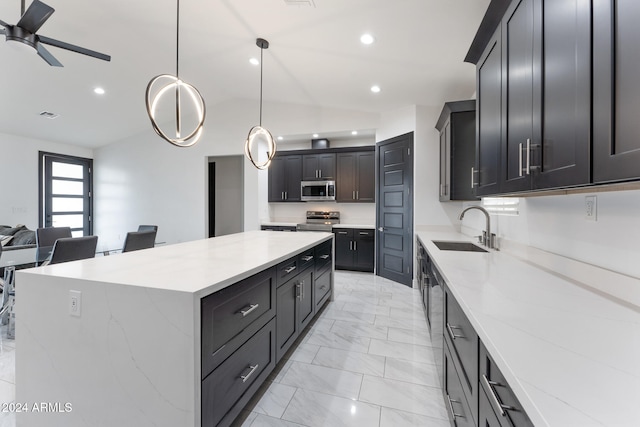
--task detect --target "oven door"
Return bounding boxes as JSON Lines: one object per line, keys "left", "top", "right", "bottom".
{"left": 301, "top": 181, "right": 335, "bottom": 201}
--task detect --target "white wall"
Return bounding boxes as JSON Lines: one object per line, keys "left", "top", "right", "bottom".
{"left": 93, "top": 99, "right": 379, "bottom": 249}
{"left": 0, "top": 131, "right": 93, "bottom": 229}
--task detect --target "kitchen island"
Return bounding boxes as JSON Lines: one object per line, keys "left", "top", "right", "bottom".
{"left": 14, "top": 230, "right": 333, "bottom": 427}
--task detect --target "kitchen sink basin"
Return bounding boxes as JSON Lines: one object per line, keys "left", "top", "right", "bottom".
{"left": 432, "top": 240, "right": 488, "bottom": 253}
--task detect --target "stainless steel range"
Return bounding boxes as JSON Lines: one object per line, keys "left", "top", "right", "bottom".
{"left": 296, "top": 211, "right": 340, "bottom": 232}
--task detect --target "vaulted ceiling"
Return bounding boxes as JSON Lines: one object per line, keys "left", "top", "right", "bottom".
{"left": 0, "top": 0, "right": 489, "bottom": 148}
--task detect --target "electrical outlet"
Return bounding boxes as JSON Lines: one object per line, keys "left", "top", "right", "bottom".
{"left": 585, "top": 195, "right": 597, "bottom": 221}
{"left": 69, "top": 290, "right": 81, "bottom": 317}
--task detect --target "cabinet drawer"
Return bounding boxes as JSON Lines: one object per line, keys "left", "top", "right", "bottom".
{"left": 277, "top": 256, "right": 299, "bottom": 285}
{"left": 314, "top": 240, "right": 333, "bottom": 271}
{"left": 480, "top": 342, "right": 533, "bottom": 427}
{"left": 202, "top": 318, "right": 276, "bottom": 427}
{"left": 314, "top": 266, "right": 332, "bottom": 307}
{"left": 201, "top": 268, "right": 276, "bottom": 378}
{"left": 298, "top": 247, "right": 315, "bottom": 272}
{"left": 444, "top": 341, "right": 475, "bottom": 427}
{"left": 444, "top": 288, "right": 478, "bottom": 413}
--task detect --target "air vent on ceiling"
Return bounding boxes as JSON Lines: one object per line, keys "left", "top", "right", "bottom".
{"left": 283, "top": 0, "right": 316, "bottom": 7}
{"left": 39, "top": 111, "right": 60, "bottom": 119}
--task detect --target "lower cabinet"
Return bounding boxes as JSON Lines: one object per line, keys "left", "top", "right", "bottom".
{"left": 444, "top": 340, "right": 476, "bottom": 427}
{"left": 201, "top": 239, "right": 333, "bottom": 427}
{"left": 333, "top": 228, "right": 374, "bottom": 272}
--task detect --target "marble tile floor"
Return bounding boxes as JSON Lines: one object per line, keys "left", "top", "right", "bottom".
{"left": 235, "top": 271, "right": 449, "bottom": 427}
{"left": 0, "top": 271, "right": 449, "bottom": 427}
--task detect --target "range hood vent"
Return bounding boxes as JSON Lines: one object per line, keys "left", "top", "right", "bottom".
{"left": 312, "top": 138, "right": 330, "bottom": 149}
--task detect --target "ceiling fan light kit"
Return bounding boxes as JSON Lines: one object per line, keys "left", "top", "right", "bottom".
{"left": 244, "top": 37, "right": 277, "bottom": 170}
{"left": 145, "top": 0, "right": 206, "bottom": 148}
{"left": 0, "top": 0, "right": 111, "bottom": 67}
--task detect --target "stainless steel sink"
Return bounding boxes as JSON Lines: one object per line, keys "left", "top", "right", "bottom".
{"left": 432, "top": 240, "right": 488, "bottom": 253}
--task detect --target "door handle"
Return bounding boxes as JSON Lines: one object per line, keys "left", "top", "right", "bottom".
{"left": 378, "top": 227, "right": 384, "bottom": 232}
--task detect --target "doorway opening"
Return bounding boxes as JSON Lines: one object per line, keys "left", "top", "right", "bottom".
{"left": 207, "top": 156, "right": 244, "bottom": 237}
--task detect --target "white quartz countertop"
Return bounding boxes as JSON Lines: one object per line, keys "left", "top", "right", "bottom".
{"left": 18, "top": 231, "right": 333, "bottom": 297}
{"left": 416, "top": 229, "right": 640, "bottom": 427}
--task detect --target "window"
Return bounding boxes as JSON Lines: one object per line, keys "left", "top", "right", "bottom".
{"left": 39, "top": 152, "right": 93, "bottom": 236}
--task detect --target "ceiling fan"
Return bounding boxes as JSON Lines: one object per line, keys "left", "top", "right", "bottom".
{"left": 0, "top": 0, "right": 110, "bottom": 67}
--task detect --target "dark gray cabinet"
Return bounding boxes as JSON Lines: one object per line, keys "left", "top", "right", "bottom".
{"left": 336, "top": 152, "right": 375, "bottom": 202}
{"left": 268, "top": 154, "right": 302, "bottom": 202}
{"left": 444, "top": 341, "right": 476, "bottom": 427}
{"left": 302, "top": 153, "right": 336, "bottom": 180}
{"left": 593, "top": 0, "right": 640, "bottom": 183}
{"left": 475, "top": 27, "right": 503, "bottom": 196}
{"left": 436, "top": 101, "right": 477, "bottom": 201}
{"left": 333, "top": 228, "right": 374, "bottom": 272}
{"left": 261, "top": 225, "right": 297, "bottom": 232}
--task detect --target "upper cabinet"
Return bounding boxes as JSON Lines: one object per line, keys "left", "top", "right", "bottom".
{"left": 268, "top": 154, "right": 302, "bottom": 202}
{"left": 593, "top": 0, "right": 640, "bottom": 183}
{"left": 302, "top": 153, "right": 336, "bottom": 181}
{"left": 436, "top": 100, "right": 478, "bottom": 201}
{"left": 470, "top": 0, "right": 594, "bottom": 196}
{"left": 336, "top": 151, "right": 375, "bottom": 202}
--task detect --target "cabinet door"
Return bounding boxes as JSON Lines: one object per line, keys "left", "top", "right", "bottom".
{"left": 476, "top": 28, "right": 502, "bottom": 196}
{"left": 355, "top": 152, "right": 375, "bottom": 202}
{"left": 593, "top": 0, "right": 640, "bottom": 183}
{"left": 450, "top": 111, "right": 477, "bottom": 201}
{"left": 333, "top": 229, "right": 353, "bottom": 269}
{"left": 444, "top": 342, "right": 476, "bottom": 427}
{"left": 354, "top": 229, "right": 375, "bottom": 272}
{"left": 318, "top": 153, "right": 336, "bottom": 180}
{"left": 297, "top": 269, "right": 314, "bottom": 331}
{"left": 501, "top": 0, "right": 535, "bottom": 193}
{"left": 302, "top": 155, "right": 320, "bottom": 181}
{"left": 284, "top": 155, "right": 302, "bottom": 201}
{"left": 533, "top": 0, "right": 590, "bottom": 189}
{"left": 276, "top": 279, "right": 298, "bottom": 361}
{"left": 336, "top": 153, "right": 356, "bottom": 202}
{"left": 268, "top": 157, "right": 286, "bottom": 202}
{"left": 439, "top": 123, "right": 450, "bottom": 201}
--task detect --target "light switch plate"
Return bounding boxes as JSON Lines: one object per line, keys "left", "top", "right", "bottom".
{"left": 69, "top": 290, "right": 81, "bottom": 317}
{"left": 585, "top": 195, "right": 597, "bottom": 221}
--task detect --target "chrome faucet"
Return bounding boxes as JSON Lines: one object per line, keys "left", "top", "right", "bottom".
{"left": 458, "top": 206, "right": 496, "bottom": 249}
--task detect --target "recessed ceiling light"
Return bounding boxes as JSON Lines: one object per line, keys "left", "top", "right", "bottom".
{"left": 351, "top": 130, "right": 358, "bottom": 135}
{"left": 249, "top": 57, "right": 259, "bottom": 66}
{"left": 360, "top": 34, "right": 375, "bottom": 45}
{"left": 370, "top": 85, "right": 381, "bottom": 93}
{"left": 94, "top": 87, "right": 105, "bottom": 95}
{"left": 312, "top": 133, "right": 319, "bottom": 138}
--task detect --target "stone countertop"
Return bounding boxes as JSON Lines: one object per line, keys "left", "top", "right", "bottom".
{"left": 331, "top": 224, "right": 375, "bottom": 229}
{"left": 416, "top": 229, "right": 640, "bottom": 427}
{"left": 18, "top": 230, "right": 333, "bottom": 297}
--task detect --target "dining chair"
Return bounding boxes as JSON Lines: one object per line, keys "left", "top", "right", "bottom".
{"left": 47, "top": 236, "right": 98, "bottom": 265}
{"left": 36, "top": 226, "right": 72, "bottom": 247}
{"left": 137, "top": 225, "right": 158, "bottom": 232}
{"left": 122, "top": 230, "right": 157, "bottom": 253}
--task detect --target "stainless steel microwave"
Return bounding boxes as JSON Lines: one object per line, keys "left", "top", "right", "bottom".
{"left": 301, "top": 180, "right": 335, "bottom": 201}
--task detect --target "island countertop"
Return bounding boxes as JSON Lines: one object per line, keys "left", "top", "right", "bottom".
{"left": 17, "top": 230, "right": 333, "bottom": 297}
{"left": 416, "top": 229, "right": 640, "bottom": 427}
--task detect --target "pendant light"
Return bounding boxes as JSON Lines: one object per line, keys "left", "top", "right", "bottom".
{"left": 145, "top": 0, "right": 206, "bottom": 147}
{"left": 244, "top": 38, "right": 277, "bottom": 170}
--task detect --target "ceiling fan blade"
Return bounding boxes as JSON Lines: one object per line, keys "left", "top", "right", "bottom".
{"left": 36, "top": 42, "right": 62, "bottom": 67}
{"left": 39, "top": 35, "right": 111, "bottom": 62}
{"left": 17, "top": 0, "right": 54, "bottom": 34}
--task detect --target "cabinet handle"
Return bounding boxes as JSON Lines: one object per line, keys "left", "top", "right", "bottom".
{"left": 349, "top": 241, "right": 353, "bottom": 250}
{"left": 237, "top": 303, "right": 259, "bottom": 317}
{"left": 356, "top": 190, "right": 359, "bottom": 199}
{"left": 338, "top": 231, "right": 348, "bottom": 235}
{"left": 240, "top": 364, "right": 259, "bottom": 383}
{"left": 471, "top": 167, "right": 477, "bottom": 188}
{"left": 446, "top": 323, "right": 465, "bottom": 340}
{"left": 481, "top": 374, "right": 516, "bottom": 416}
{"left": 354, "top": 241, "right": 357, "bottom": 251}
{"left": 296, "top": 283, "right": 302, "bottom": 300}
{"left": 281, "top": 191, "right": 284, "bottom": 200}
{"left": 319, "top": 254, "right": 329, "bottom": 259}
{"left": 301, "top": 280, "right": 305, "bottom": 299}
{"left": 359, "top": 232, "right": 369, "bottom": 235}
{"left": 446, "top": 394, "right": 466, "bottom": 419}
{"left": 518, "top": 142, "right": 524, "bottom": 177}
{"left": 352, "top": 190, "right": 356, "bottom": 200}
{"left": 285, "top": 265, "right": 297, "bottom": 274}
{"left": 525, "top": 138, "right": 531, "bottom": 175}
{"left": 302, "top": 255, "right": 314, "bottom": 262}
{"left": 285, "top": 191, "right": 288, "bottom": 200}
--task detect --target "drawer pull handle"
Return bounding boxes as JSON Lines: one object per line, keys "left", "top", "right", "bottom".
{"left": 302, "top": 255, "right": 314, "bottom": 262}
{"left": 284, "top": 266, "right": 297, "bottom": 274}
{"left": 319, "top": 254, "right": 330, "bottom": 260}
{"left": 238, "top": 304, "right": 259, "bottom": 317}
{"left": 446, "top": 394, "right": 465, "bottom": 419}
{"left": 338, "top": 231, "right": 348, "bottom": 235}
{"left": 240, "top": 364, "right": 259, "bottom": 383}
{"left": 359, "top": 232, "right": 369, "bottom": 235}
{"left": 446, "top": 323, "right": 465, "bottom": 340}
{"left": 481, "top": 374, "right": 516, "bottom": 416}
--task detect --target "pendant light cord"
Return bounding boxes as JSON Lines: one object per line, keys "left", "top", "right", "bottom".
{"left": 176, "top": 0, "right": 180, "bottom": 79}
{"left": 259, "top": 45, "right": 264, "bottom": 126}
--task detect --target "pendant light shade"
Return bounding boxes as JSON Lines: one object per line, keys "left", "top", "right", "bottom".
{"left": 244, "top": 38, "right": 276, "bottom": 170}
{"left": 145, "top": 0, "right": 206, "bottom": 148}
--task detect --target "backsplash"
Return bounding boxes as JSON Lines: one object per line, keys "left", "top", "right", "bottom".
{"left": 267, "top": 203, "right": 375, "bottom": 226}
